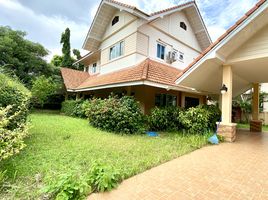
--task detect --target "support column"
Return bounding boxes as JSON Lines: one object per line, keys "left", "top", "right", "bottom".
{"left": 217, "top": 65, "right": 237, "bottom": 142}
{"left": 250, "top": 83, "right": 262, "bottom": 132}
{"left": 126, "top": 86, "right": 132, "bottom": 96}
{"left": 76, "top": 92, "right": 80, "bottom": 100}
{"left": 65, "top": 93, "right": 69, "bottom": 101}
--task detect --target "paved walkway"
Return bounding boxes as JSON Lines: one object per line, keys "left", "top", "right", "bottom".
{"left": 88, "top": 130, "right": 268, "bottom": 200}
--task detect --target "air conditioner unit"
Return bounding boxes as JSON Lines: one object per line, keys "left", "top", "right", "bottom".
{"left": 167, "top": 51, "right": 178, "bottom": 63}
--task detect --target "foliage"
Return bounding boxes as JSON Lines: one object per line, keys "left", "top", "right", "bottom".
{"left": 0, "top": 26, "right": 55, "bottom": 87}
{"left": 200, "top": 105, "right": 221, "bottom": 130}
{"left": 31, "top": 76, "right": 59, "bottom": 108}
{"left": 0, "top": 74, "right": 31, "bottom": 130}
{"left": 44, "top": 172, "right": 91, "bottom": 200}
{"left": 51, "top": 55, "right": 64, "bottom": 68}
{"left": 72, "top": 49, "right": 84, "bottom": 70}
{"left": 87, "top": 162, "right": 122, "bottom": 192}
{"left": 0, "top": 111, "right": 209, "bottom": 199}
{"left": 147, "top": 106, "right": 182, "bottom": 131}
{"left": 179, "top": 106, "right": 211, "bottom": 134}
{"left": 0, "top": 106, "right": 29, "bottom": 161}
{"left": 85, "top": 96, "right": 144, "bottom": 134}
{"left": 61, "top": 100, "right": 89, "bottom": 118}
{"left": 60, "top": 28, "right": 74, "bottom": 67}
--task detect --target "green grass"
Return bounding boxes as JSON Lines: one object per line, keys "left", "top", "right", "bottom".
{"left": 237, "top": 123, "right": 268, "bottom": 131}
{"left": 0, "top": 111, "right": 210, "bottom": 199}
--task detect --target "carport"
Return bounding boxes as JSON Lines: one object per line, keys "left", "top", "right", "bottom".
{"left": 176, "top": 0, "right": 268, "bottom": 142}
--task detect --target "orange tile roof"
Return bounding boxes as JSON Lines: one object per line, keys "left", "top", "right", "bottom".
{"left": 61, "top": 59, "right": 182, "bottom": 91}
{"left": 176, "top": 0, "right": 267, "bottom": 80}
{"left": 60, "top": 68, "right": 90, "bottom": 90}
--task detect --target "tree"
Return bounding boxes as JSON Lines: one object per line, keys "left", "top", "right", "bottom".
{"left": 51, "top": 55, "right": 64, "bottom": 68}
{"left": 60, "top": 28, "right": 74, "bottom": 67}
{"left": 0, "top": 26, "right": 54, "bottom": 88}
{"left": 73, "top": 49, "right": 84, "bottom": 70}
{"left": 31, "top": 76, "right": 59, "bottom": 107}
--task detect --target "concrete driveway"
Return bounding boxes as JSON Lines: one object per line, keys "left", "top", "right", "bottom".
{"left": 88, "top": 130, "right": 268, "bottom": 200}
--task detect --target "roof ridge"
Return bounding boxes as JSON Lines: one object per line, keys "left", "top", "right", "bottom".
{"left": 141, "top": 59, "right": 150, "bottom": 80}
{"left": 150, "top": 1, "right": 195, "bottom": 16}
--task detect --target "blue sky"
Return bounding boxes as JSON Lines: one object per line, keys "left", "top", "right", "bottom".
{"left": 0, "top": 0, "right": 258, "bottom": 60}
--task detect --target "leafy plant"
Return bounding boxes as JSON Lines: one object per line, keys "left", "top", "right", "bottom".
{"left": 87, "top": 162, "right": 122, "bottom": 192}
{"left": 61, "top": 100, "right": 89, "bottom": 118}
{"left": 31, "top": 75, "right": 59, "bottom": 108}
{"left": 179, "top": 106, "right": 210, "bottom": 134}
{"left": 85, "top": 96, "right": 144, "bottom": 134}
{"left": 147, "top": 106, "right": 182, "bottom": 131}
{"left": 44, "top": 172, "right": 91, "bottom": 200}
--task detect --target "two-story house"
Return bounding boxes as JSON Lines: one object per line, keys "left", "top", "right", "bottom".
{"left": 61, "top": 0, "right": 211, "bottom": 114}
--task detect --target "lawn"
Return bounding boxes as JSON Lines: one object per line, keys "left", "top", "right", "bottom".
{"left": 0, "top": 111, "right": 210, "bottom": 199}
{"left": 237, "top": 123, "right": 268, "bottom": 131}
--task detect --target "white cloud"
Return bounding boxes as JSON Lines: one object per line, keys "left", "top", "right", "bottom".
{"left": 0, "top": 0, "right": 89, "bottom": 61}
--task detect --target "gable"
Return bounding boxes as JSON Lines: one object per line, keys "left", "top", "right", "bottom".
{"left": 151, "top": 10, "right": 202, "bottom": 51}
{"left": 228, "top": 25, "right": 268, "bottom": 63}
{"left": 102, "top": 10, "right": 137, "bottom": 40}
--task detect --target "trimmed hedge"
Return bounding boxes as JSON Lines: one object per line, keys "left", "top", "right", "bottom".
{"left": 61, "top": 100, "right": 90, "bottom": 118}
{"left": 85, "top": 96, "right": 144, "bottom": 134}
{"left": 0, "top": 74, "right": 31, "bottom": 160}
{"left": 147, "top": 106, "right": 182, "bottom": 131}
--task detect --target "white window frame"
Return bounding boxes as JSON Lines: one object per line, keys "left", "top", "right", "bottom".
{"left": 109, "top": 41, "right": 124, "bottom": 60}
{"left": 157, "top": 43, "right": 166, "bottom": 60}
{"left": 92, "top": 63, "right": 97, "bottom": 73}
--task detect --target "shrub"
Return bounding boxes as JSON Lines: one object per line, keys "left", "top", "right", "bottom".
{"left": 201, "top": 104, "right": 221, "bottom": 131}
{"left": 0, "top": 74, "right": 31, "bottom": 130}
{"left": 179, "top": 106, "right": 210, "bottom": 134}
{"left": 0, "top": 74, "right": 30, "bottom": 161}
{"left": 44, "top": 172, "right": 91, "bottom": 200}
{"left": 87, "top": 162, "right": 122, "bottom": 192}
{"left": 31, "top": 76, "right": 59, "bottom": 108}
{"left": 147, "top": 106, "right": 182, "bottom": 131}
{"left": 61, "top": 100, "right": 89, "bottom": 118}
{"left": 85, "top": 96, "right": 144, "bottom": 134}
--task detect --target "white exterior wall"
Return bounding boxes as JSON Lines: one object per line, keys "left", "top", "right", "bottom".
{"left": 92, "top": 10, "right": 202, "bottom": 73}
{"left": 138, "top": 23, "right": 201, "bottom": 70}
{"left": 151, "top": 11, "right": 202, "bottom": 52}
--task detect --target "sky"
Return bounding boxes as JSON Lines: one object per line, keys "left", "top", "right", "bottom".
{"left": 0, "top": 0, "right": 258, "bottom": 61}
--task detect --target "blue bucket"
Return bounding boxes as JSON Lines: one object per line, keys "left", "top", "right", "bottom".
{"left": 146, "top": 131, "right": 158, "bottom": 137}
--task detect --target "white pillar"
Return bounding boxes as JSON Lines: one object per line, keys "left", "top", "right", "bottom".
{"left": 252, "top": 83, "right": 259, "bottom": 120}
{"left": 221, "top": 65, "right": 233, "bottom": 124}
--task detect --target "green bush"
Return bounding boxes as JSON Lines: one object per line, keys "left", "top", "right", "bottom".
{"left": 0, "top": 74, "right": 30, "bottom": 161}
{"left": 85, "top": 96, "right": 144, "bottom": 134}
{"left": 179, "top": 106, "right": 210, "bottom": 134}
{"left": 201, "top": 105, "right": 221, "bottom": 130}
{"left": 44, "top": 172, "right": 91, "bottom": 200}
{"left": 0, "top": 74, "right": 31, "bottom": 130}
{"left": 87, "top": 162, "right": 122, "bottom": 192}
{"left": 61, "top": 100, "right": 89, "bottom": 118}
{"left": 147, "top": 106, "right": 182, "bottom": 131}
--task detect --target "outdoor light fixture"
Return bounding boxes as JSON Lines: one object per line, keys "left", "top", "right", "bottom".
{"left": 220, "top": 84, "right": 228, "bottom": 94}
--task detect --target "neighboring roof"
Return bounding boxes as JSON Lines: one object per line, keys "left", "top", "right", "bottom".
{"left": 61, "top": 59, "right": 182, "bottom": 91}
{"left": 60, "top": 68, "right": 90, "bottom": 90}
{"left": 175, "top": 0, "right": 267, "bottom": 82}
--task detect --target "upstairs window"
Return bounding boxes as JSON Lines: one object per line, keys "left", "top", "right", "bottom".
{"left": 179, "top": 52, "right": 184, "bottom": 61}
{"left": 157, "top": 43, "right": 165, "bottom": 60}
{"left": 109, "top": 41, "right": 124, "bottom": 60}
{"left": 180, "top": 22, "right": 187, "bottom": 31}
{"left": 92, "top": 63, "right": 97, "bottom": 73}
{"left": 112, "top": 16, "right": 119, "bottom": 26}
